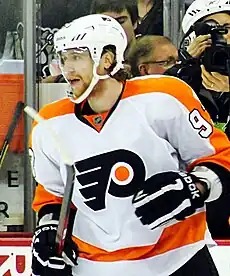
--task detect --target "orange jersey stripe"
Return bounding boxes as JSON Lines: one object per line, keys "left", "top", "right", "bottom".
{"left": 72, "top": 212, "right": 206, "bottom": 262}
{"left": 32, "top": 184, "right": 63, "bottom": 212}
{"left": 123, "top": 77, "right": 230, "bottom": 171}
{"left": 32, "top": 183, "right": 77, "bottom": 212}
{"left": 189, "top": 130, "right": 230, "bottom": 169}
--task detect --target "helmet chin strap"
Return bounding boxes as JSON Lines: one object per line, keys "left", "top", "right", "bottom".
{"left": 64, "top": 61, "right": 122, "bottom": 104}
{"left": 62, "top": 58, "right": 124, "bottom": 104}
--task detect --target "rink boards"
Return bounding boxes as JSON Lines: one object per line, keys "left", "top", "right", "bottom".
{"left": 0, "top": 236, "right": 229, "bottom": 276}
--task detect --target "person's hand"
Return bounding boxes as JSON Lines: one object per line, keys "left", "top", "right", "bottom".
{"left": 132, "top": 171, "right": 208, "bottom": 229}
{"left": 201, "top": 65, "right": 230, "bottom": 92}
{"left": 187, "top": 34, "right": 212, "bottom": 58}
{"left": 32, "top": 221, "right": 78, "bottom": 276}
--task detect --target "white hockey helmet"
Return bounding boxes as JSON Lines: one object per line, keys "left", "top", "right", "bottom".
{"left": 54, "top": 14, "right": 127, "bottom": 103}
{"left": 182, "top": 0, "right": 230, "bottom": 34}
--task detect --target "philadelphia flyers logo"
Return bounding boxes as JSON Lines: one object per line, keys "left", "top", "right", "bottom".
{"left": 74, "top": 149, "right": 145, "bottom": 211}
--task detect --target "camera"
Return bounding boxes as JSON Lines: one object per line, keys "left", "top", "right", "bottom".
{"left": 194, "top": 22, "right": 230, "bottom": 75}
{"left": 164, "top": 49, "right": 202, "bottom": 93}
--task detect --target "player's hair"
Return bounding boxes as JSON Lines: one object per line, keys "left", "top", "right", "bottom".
{"left": 90, "top": 0, "right": 136, "bottom": 24}
{"left": 101, "top": 44, "right": 131, "bottom": 81}
{"left": 126, "top": 35, "right": 173, "bottom": 77}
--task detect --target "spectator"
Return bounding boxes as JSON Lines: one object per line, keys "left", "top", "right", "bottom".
{"left": 130, "top": 0, "right": 163, "bottom": 37}
{"left": 90, "top": 0, "right": 136, "bottom": 50}
{"left": 182, "top": 0, "right": 230, "bottom": 238}
{"left": 182, "top": 0, "right": 230, "bottom": 132}
{"left": 127, "top": 35, "right": 178, "bottom": 76}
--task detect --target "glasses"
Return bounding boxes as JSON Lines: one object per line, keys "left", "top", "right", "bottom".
{"left": 142, "top": 56, "right": 178, "bottom": 68}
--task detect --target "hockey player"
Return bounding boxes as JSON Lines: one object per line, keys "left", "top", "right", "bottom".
{"left": 30, "top": 14, "right": 230, "bottom": 276}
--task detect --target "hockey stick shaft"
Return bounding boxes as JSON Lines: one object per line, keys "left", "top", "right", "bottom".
{"left": 0, "top": 101, "right": 24, "bottom": 169}
{"left": 24, "top": 106, "right": 75, "bottom": 255}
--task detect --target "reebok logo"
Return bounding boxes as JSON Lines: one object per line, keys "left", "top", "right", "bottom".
{"left": 188, "top": 183, "right": 200, "bottom": 199}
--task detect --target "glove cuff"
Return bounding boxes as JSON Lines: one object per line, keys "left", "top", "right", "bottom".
{"left": 37, "top": 204, "right": 62, "bottom": 226}
{"left": 37, "top": 204, "right": 77, "bottom": 233}
{"left": 38, "top": 214, "right": 59, "bottom": 227}
{"left": 191, "top": 166, "right": 222, "bottom": 202}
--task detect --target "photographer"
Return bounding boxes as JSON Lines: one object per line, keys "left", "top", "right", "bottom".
{"left": 181, "top": 0, "right": 230, "bottom": 239}
{"left": 182, "top": 0, "right": 230, "bottom": 138}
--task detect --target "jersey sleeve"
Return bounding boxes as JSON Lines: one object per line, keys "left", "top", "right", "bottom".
{"left": 30, "top": 120, "right": 64, "bottom": 212}
{"left": 28, "top": 99, "right": 75, "bottom": 212}
{"left": 147, "top": 76, "right": 230, "bottom": 197}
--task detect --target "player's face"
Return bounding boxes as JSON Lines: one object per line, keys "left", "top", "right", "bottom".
{"left": 203, "top": 12, "right": 230, "bottom": 44}
{"left": 59, "top": 48, "right": 94, "bottom": 98}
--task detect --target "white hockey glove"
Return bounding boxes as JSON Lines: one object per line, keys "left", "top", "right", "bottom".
{"left": 32, "top": 208, "right": 78, "bottom": 276}
{"left": 132, "top": 171, "right": 209, "bottom": 229}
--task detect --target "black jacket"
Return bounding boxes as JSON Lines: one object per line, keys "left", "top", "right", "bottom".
{"left": 130, "top": 0, "right": 163, "bottom": 37}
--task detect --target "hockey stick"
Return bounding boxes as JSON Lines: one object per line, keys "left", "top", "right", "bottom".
{"left": 24, "top": 106, "right": 75, "bottom": 255}
{"left": 0, "top": 101, "right": 25, "bottom": 169}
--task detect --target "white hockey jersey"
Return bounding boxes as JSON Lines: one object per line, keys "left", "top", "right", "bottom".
{"left": 30, "top": 76, "right": 230, "bottom": 276}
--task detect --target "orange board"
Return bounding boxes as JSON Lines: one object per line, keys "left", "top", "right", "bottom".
{"left": 0, "top": 74, "right": 24, "bottom": 153}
